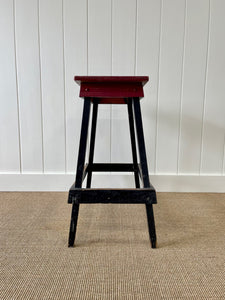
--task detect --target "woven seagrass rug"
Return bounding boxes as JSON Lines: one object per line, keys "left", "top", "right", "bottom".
{"left": 0, "top": 192, "right": 225, "bottom": 299}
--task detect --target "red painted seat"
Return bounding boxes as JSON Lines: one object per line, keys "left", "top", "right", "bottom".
{"left": 74, "top": 76, "right": 149, "bottom": 104}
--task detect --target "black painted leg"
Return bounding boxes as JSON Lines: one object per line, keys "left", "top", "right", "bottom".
{"left": 132, "top": 97, "right": 157, "bottom": 248}
{"left": 127, "top": 100, "right": 140, "bottom": 188}
{"left": 132, "top": 98, "right": 150, "bottom": 187}
{"left": 86, "top": 100, "right": 98, "bottom": 188}
{"left": 146, "top": 204, "right": 157, "bottom": 248}
{"left": 68, "top": 98, "right": 91, "bottom": 247}
{"left": 68, "top": 202, "right": 79, "bottom": 247}
{"left": 74, "top": 98, "right": 91, "bottom": 188}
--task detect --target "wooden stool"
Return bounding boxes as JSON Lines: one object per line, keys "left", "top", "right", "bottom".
{"left": 68, "top": 76, "right": 157, "bottom": 248}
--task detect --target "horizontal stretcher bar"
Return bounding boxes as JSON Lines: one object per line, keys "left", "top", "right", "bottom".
{"left": 86, "top": 163, "right": 137, "bottom": 172}
{"left": 81, "top": 163, "right": 141, "bottom": 182}
{"left": 68, "top": 186, "right": 157, "bottom": 204}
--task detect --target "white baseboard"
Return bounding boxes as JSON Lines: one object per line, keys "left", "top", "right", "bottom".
{"left": 0, "top": 173, "right": 224, "bottom": 192}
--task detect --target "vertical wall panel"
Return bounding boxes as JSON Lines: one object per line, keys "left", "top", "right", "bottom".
{"left": 156, "top": 0, "right": 186, "bottom": 173}
{"left": 111, "top": 0, "right": 136, "bottom": 163}
{"left": 0, "top": 0, "right": 20, "bottom": 172}
{"left": 1, "top": 0, "right": 225, "bottom": 184}
{"left": 88, "top": 0, "right": 111, "bottom": 163}
{"left": 136, "top": 0, "right": 161, "bottom": 173}
{"left": 64, "top": 0, "right": 87, "bottom": 173}
{"left": 15, "top": 0, "right": 43, "bottom": 172}
{"left": 223, "top": 141, "right": 225, "bottom": 174}
{"left": 112, "top": 0, "right": 136, "bottom": 76}
{"left": 201, "top": 0, "right": 225, "bottom": 174}
{"left": 39, "top": 0, "right": 65, "bottom": 172}
{"left": 178, "top": 0, "right": 209, "bottom": 174}
{"left": 88, "top": 0, "right": 111, "bottom": 76}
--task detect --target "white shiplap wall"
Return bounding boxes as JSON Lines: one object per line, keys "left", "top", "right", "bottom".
{"left": 0, "top": 0, "right": 225, "bottom": 191}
